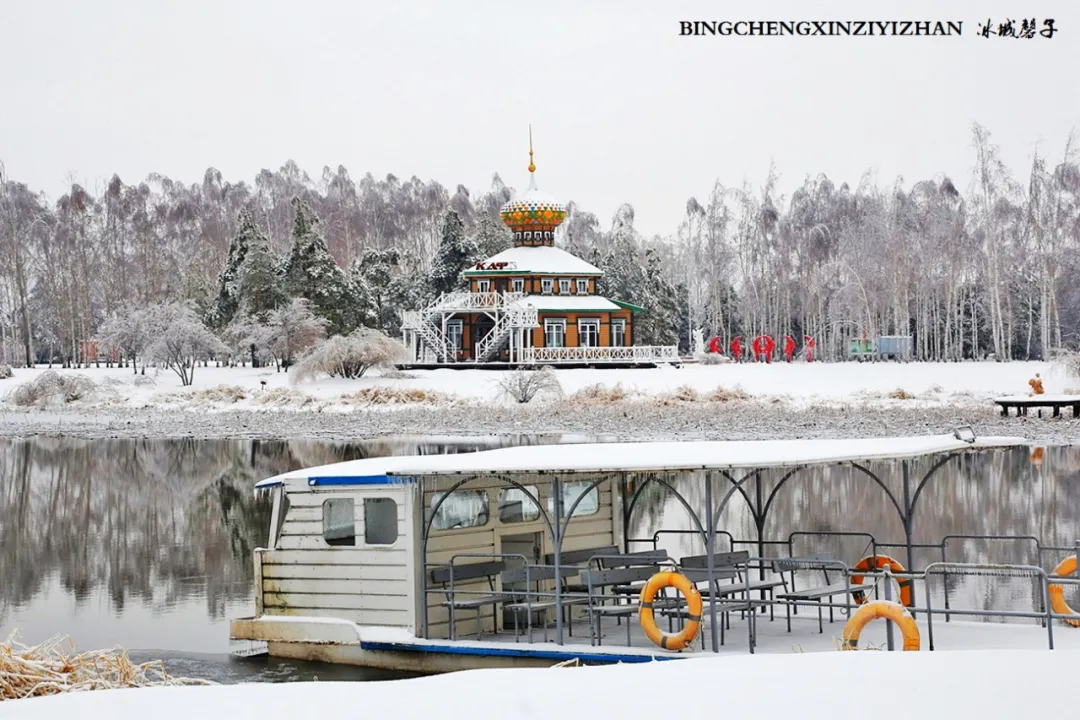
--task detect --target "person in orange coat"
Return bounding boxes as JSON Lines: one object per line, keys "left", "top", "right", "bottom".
{"left": 1029, "top": 373, "right": 1044, "bottom": 395}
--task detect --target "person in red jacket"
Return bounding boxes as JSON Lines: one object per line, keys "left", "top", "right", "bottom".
{"left": 804, "top": 335, "right": 815, "bottom": 362}
{"left": 730, "top": 336, "right": 743, "bottom": 362}
{"left": 783, "top": 335, "right": 796, "bottom": 363}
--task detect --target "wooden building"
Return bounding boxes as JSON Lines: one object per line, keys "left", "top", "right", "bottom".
{"left": 401, "top": 135, "right": 678, "bottom": 367}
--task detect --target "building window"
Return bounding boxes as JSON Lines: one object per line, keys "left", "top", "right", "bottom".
{"left": 578, "top": 319, "right": 599, "bottom": 347}
{"left": 498, "top": 486, "right": 541, "bottom": 523}
{"left": 431, "top": 490, "right": 489, "bottom": 530}
{"left": 541, "top": 279, "right": 553, "bottom": 295}
{"left": 364, "top": 498, "right": 398, "bottom": 545}
{"left": 559, "top": 278, "right": 571, "bottom": 294}
{"left": 545, "top": 319, "right": 566, "bottom": 348}
{"left": 477, "top": 279, "right": 491, "bottom": 293}
{"left": 322, "top": 498, "right": 355, "bottom": 547}
{"left": 512, "top": 278, "right": 524, "bottom": 293}
{"left": 548, "top": 481, "right": 600, "bottom": 518}
{"left": 612, "top": 319, "right": 627, "bottom": 347}
{"left": 446, "top": 320, "right": 463, "bottom": 353}
{"left": 576, "top": 279, "right": 588, "bottom": 295}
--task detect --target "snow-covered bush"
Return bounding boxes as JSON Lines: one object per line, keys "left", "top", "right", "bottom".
{"left": 497, "top": 367, "right": 562, "bottom": 404}
{"left": 225, "top": 298, "right": 327, "bottom": 370}
{"left": 694, "top": 352, "right": 730, "bottom": 365}
{"left": 0, "top": 364, "right": 12, "bottom": 379}
{"left": 705, "top": 385, "right": 751, "bottom": 402}
{"left": 291, "top": 328, "right": 406, "bottom": 383}
{"left": 568, "top": 383, "right": 636, "bottom": 403}
{"left": 5, "top": 371, "right": 100, "bottom": 407}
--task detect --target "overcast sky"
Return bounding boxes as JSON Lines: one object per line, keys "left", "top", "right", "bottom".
{"left": 2, "top": 0, "right": 1078, "bottom": 236}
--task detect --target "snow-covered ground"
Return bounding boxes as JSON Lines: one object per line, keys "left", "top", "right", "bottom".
{"left": 3, "top": 648, "right": 1077, "bottom": 719}
{"left": 0, "top": 360, "right": 1077, "bottom": 442}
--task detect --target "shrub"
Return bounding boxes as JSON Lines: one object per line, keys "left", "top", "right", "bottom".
{"left": 497, "top": 367, "right": 563, "bottom": 404}
{"left": 6, "top": 371, "right": 100, "bottom": 407}
{"left": 291, "top": 328, "right": 407, "bottom": 383}
{"left": 888, "top": 388, "right": 915, "bottom": 400}
{"left": 569, "top": 383, "right": 634, "bottom": 403}
{"left": 0, "top": 364, "right": 12, "bottom": 380}
{"left": 342, "top": 387, "right": 449, "bottom": 405}
{"left": 658, "top": 384, "right": 700, "bottom": 404}
{"left": 706, "top": 386, "right": 751, "bottom": 402}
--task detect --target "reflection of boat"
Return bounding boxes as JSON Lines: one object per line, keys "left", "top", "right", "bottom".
{"left": 231, "top": 429, "right": 1080, "bottom": 673}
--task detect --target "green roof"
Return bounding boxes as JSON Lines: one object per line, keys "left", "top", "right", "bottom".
{"left": 611, "top": 299, "right": 644, "bottom": 313}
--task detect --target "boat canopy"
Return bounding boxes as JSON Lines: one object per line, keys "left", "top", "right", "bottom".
{"left": 254, "top": 432, "right": 1027, "bottom": 489}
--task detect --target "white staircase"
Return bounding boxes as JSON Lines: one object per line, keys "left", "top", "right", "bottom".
{"left": 401, "top": 292, "right": 537, "bottom": 363}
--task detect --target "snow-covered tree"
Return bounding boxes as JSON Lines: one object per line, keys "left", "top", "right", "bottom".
{"left": 428, "top": 210, "right": 477, "bottom": 296}
{"left": 207, "top": 210, "right": 261, "bottom": 329}
{"left": 350, "top": 248, "right": 402, "bottom": 334}
{"left": 263, "top": 297, "right": 328, "bottom": 369}
{"left": 237, "top": 239, "right": 286, "bottom": 320}
{"left": 95, "top": 305, "right": 155, "bottom": 373}
{"left": 471, "top": 212, "right": 513, "bottom": 259}
{"left": 144, "top": 301, "right": 228, "bottom": 386}
{"left": 281, "top": 197, "right": 357, "bottom": 334}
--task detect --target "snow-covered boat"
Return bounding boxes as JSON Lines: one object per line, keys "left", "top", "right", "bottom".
{"left": 229, "top": 429, "right": 1080, "bottom": 673}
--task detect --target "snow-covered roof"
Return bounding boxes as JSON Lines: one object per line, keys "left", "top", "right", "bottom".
{"left": 255, "top": 433, "right": 1026, "bottom": 488}
{"left": 513, "top": 295, "right": 623, "bottom": 312}
{"left": 463, "top": 246, "right": 602, "bottom": 276}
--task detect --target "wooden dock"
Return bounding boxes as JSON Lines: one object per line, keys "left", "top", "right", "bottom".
{"left": 993, "top": 394, "right": 1080, "bottom": 418}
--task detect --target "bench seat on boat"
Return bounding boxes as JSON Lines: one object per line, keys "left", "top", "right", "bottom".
{"left": 429, "top": 559, "right": 508, "bottom": 640}
{"left": 771, "top": 555, "right": 858, "bottom": 634}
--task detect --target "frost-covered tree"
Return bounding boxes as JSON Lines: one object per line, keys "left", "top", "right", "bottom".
{"left": 428, "top": 210, "right": 477, "bottom": 296}
{"left": 351, "top": 248, "right": 402, "bottom": 334}
{"left": 227, "top": 297, "right": 327, "bottom": 370}
{"left": 144, "top": 301, "right": 228, "bottom": 386}
{"left": 95, "top": 304, "right": 154, "bottom": 373}
{"left": 208, "top": 210, "right": 262, "bottom": 329}
{"left": 281, "top": 197, "right": 357, "bottom": 334}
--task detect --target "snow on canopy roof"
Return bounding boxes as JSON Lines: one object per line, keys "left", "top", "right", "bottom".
{"left": 513, "top": 295, "right": 622, "bottom": 312}
{"left": 463, "top": 246, "right": 602, "bottom": 276}
{"left": 254, "top": 434, "right": 1026, "bottom": 488}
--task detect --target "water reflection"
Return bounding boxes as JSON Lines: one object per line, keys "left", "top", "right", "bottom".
{"left": 1, "top": 437, "right": 1079, "bottom": 681}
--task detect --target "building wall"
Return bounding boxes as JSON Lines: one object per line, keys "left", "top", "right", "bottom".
{"left": 260, "top": 482, "right": 416, "bottom": 630}
{"left": 530, "top": 310, "right": 633, "bottom": 348}
{"left": 468, "top": 275, "right": 598, "bottom": 295}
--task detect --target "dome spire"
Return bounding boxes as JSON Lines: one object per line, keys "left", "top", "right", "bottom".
{"left": 528, "top": 125, "right": 535, "bottom": 173}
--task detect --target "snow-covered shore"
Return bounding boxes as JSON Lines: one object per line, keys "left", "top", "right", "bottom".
{"left": 0, "top": 360, "right": 1077, "bottom": 443}
{"left": 4, "top": 649, "right": 1077, "bottom": 719}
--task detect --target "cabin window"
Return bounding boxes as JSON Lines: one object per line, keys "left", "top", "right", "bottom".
{"left": 544, "top": 319, "right": 566, "bottom": 348}
{"left": 576, "top": 279, "right": 588, "bottom": 295}
{"left": 431, "top": 490, "right": 490, "bottom": 530}
{"left": 446, "top": 320, "right": 463, "bottom": 352}
{"left": 578, "top": 319, "right": 599, "bottom": 348}
{"left": 477, "top": 279, "right": 491, "bottom": 293}
{"left": 548, "top": 481, "right": 600, "bottom": 518}
{"left": 541, "top": 279, "right": 553, "bottom": 295}
{"left": 559, "top": 278, "right": 571, "bottom": 294}
{"left": 364, "top": 498, "right": 398, "bottom": 545}
{"left": 611, "top": 319, "right": 626, "bottom": 347}
{"left": 498, "top": 486, "right": 541, "bottom": 523}
{"left": 512, "top": 278, "right": 524, "bottom": 293}
{"left": 322, "top": 498, "right": 356, "bottom": 546}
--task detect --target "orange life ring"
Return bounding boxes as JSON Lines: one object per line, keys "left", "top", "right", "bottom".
{"left": 842, "top": 600, "right": 920, "bottom": 651}
{"left": 639, "top": 571, "right": 702, "bottom": 651}
{"left": 851, "top": 554, "right": 913, "bottom": 607}
{"left": 1049, "top": 555, "right": 1080, "bottom": 627}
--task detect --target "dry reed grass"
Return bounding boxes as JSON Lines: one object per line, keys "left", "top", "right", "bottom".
{"left": 887, "top": 388, "right": 915, "bottom": 400}
{"left": 0, "top": 633, "right": 212, "bottom": 701}
{"left": 568, "top": 383, "right": 636, "bottom": 403}
{"left": 341, "top": 387, "right": 449, "bottom": 405}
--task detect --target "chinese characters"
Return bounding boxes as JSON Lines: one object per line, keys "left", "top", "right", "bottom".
{"left": 978, "top": 18, "right": 1057, "bottom": 38}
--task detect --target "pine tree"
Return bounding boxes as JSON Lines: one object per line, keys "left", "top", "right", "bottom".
{"left": 471, "top": 212, "right": 513, "bottom": 259}
{"left": 352, "top": 248, "right": 401, "bottom": 334}
{"left": 237, "top": 240, "right": 286, "bottom": 321}
{"left": 208, "top": 210, "right": 259, "bottom": 329}
{"left": 281, "top": 197, "right": 357, "bottom": 334}
{"left": 428, "top": 210, "right": 478, "bottom": 296}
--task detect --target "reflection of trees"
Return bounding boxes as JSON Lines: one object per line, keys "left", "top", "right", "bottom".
{"left": 0, "top": 433, "right": 605, "bottom": 626}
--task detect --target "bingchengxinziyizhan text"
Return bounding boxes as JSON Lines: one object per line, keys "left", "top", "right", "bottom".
{"left": 678, "top": 19, "right": 1059, "bottom": 38}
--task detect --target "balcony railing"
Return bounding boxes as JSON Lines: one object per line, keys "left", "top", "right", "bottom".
{"left": 519, "top": 345, "right": 680, "bottom": 364}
